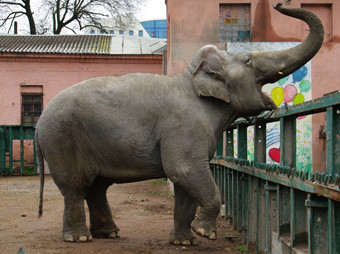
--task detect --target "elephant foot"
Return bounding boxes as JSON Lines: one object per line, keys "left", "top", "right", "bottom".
{"left": 91, "top": 227, "right": 120, "bottom": 239}
{"left": 191, "top": 218, "right": 217, "bottom": 240}
{"left": 63, "top": 230, "right": 93, "bottom": 242}
{"left": 169, "top": 229, "right": 199, "bottom": 246}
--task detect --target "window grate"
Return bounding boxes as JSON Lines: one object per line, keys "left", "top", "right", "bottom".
{"left": 219, "top": 4, "right": 251, "bottom": 42}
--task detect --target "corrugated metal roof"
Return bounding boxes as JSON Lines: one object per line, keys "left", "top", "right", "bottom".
{"left": 0, "top": 35, "right": 166, "bottom": 55}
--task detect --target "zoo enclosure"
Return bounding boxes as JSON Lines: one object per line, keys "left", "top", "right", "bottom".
{"left": 0, "top": 125, "right": 37, "bottom": 175}
{"left": 211, "top": 91, "right": 340, "bottom": 253}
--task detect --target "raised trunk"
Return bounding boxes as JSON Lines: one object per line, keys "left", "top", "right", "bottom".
{"left": 252, "top": 3, "right": 324, "bottom": 85}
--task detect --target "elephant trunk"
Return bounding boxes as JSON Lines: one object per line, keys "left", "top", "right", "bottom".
{"left": 252, "top": 2, "right": 324, "bottom": 85}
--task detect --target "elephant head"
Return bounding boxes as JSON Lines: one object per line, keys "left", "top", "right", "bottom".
{"left": 188, "top": 3, "right": 324, "bottom": 116}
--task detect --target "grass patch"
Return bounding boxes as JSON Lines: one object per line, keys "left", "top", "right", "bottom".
{"left": 234, "top": 244, "right": 248, "bottom": 252}
{"left": 151, "top": 179, "right": 169, "bottom": 186}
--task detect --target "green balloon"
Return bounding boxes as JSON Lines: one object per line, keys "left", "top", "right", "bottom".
{"left": 278, "top": 76, "right": 289, "bottom": 85}
{"left": 293, "top": 93, "right": 305, "bottom": 105}
{"left": 299, "top": 80, "right": 311, "bottom": 92}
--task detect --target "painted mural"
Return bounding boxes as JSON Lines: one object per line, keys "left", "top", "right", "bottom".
{"left": 229, "top": 42, "right": 312, "bottom": 172}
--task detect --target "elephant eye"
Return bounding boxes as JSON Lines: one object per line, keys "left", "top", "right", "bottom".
{"left": 245, "top": 58, "right": 252, "bottom": 67}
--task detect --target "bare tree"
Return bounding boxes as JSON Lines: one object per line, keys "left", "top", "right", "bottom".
{"left": 48, "top": 0, "right": 142, "bottom": 34}
{"left": 0, "top": 0, "right": 36, "bottom": 34}
{"left": 0, "top": 0, "right": 142, "bottom": 34}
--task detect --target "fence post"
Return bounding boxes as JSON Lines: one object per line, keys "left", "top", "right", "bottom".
{"left": 326, "top": 105, "right": 340, "bottom": 176}
{"left": 0, "top": 126, "right": 5, "bottom": 173}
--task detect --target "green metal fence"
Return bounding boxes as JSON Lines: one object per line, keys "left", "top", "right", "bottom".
{"left": 0, "top": 125, "right": 37, "bottom": 175}
{"left": 211, "top": 91, "right": 340, "bottom": 253}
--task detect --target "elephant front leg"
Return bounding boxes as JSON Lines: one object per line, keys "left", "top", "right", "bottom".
{"left": 169, "top": 168, "right": 221, "bottom": 242}
{"left": 62, "top": 192, "right": 92, "bottom": 242}
{"left": 170, "top": 184, "right": 198, "bottom": 245}
{"left": 189, "top": 175, "right": 221, "bottom": 240}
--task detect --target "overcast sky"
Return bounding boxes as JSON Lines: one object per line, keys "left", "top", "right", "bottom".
{"left": 136, "top": 0, "right": 166, "bottom": 21}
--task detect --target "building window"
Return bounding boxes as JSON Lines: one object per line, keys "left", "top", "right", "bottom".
{"left": 109, "top": 30, "right": 114, "bottom": 34}
{"left": 129, "top": 30, "right": 133, "bottom": 36}
{"left": 119, "top": 30, "right": 124, "bottom": 35}
{"left": 139, "top": 30, "right": 143, "bottom": 37}
{"left": 22, "top": 94, "right": 43, "bottom": 125}
{"left": 219, "top": 4, "right": 251, "bottom": 42}
{"left": 100, "top": 31, "right": 104, "bottom": 34}
{"left": 90, "top": 30, "right": 95, "bottom": 34}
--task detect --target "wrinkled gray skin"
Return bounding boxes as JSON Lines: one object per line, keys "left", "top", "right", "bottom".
{"left": 36, "top": 3, "right": 323, "bottom": 245}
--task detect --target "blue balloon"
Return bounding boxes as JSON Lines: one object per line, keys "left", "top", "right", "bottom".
{"left": 292, "top": 66, "right": 308, "bottom": 83}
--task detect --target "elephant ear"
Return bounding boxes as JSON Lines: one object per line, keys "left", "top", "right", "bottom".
{"left": 190, "top": 45, "right": 231, "bottom": 103}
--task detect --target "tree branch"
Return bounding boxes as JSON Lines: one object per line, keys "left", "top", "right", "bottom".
{"left": 0, "top": 1, "right": 25, "bottom": 8}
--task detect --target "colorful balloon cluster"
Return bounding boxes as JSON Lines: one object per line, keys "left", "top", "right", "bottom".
{"left": 270, "top": 66, "right": 311, "bottom": 107}
{"left": 267, "top": 65, "right": 311, "bottom": 164}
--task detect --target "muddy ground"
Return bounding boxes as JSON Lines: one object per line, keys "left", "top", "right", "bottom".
{"left": 0, "top": 176, "right": 253, "bottom": 254}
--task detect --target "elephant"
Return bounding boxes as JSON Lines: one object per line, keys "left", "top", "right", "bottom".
{"left": 36, "top": 3, "right": 323, "bottom": 245}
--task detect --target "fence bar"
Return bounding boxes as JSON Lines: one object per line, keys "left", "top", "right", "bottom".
{"left": 280, "top": 116, "right": 296, "bottom": 169}
{"left": 0, "top": 127, "right": 5, "bottom": 173}
{"left": 9, "top": 126, "right": 13, "bottom": 174}
{"left": 216, "top": 135, "right": 223, "bottom": 156}
{"left": 254, "top": 122, "right": 266, "bottom": 163}
{"left": 20, "top": 126, "right": 24, "bottom": 174}
{"left": 237, "top": 124, "right": 247, "bottom": 160}
{"left": 226, "top": 128, "right": 234, "bottom": 157}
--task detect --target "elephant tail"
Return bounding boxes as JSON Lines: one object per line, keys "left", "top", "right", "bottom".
{"left": 35, "top": 128, "right": 45, "bottom": 218}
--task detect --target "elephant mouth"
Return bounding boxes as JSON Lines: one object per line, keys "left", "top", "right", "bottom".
{"left": 257, "top": 81, "right": 277, "bottom": 110}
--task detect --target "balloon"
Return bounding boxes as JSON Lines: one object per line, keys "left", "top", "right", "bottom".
{"left": 299, "top": 80, "right": 311, "bottom": 92}
{"left": 292, "top": 66, "right": 308, "bottom": 83}
{"left": 283, "top": 85, "right": 297, "bottom": 103}
{"left": 278, "top": 76, "right": 289, "bottom": 85}
{"left": 269, "top": 148, "right": 280, "bottom": 163}
{"left": 292, "top": 93, "right": 305, "bottom": 105}
{"left": 271, "top": 87, "right": 284, "bottom": 106}
{"left": 297, "top": 115, "right": 307, "bottom": 120}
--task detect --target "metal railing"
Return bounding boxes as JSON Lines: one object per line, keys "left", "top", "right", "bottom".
{"left": 0, "top": 125, "right": 37, "bottom": 175}
{"left": 211, "top": 91, "right": 340, "bottom": 253}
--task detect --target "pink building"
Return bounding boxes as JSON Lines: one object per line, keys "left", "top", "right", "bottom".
{"left": 0, "top": 35, "right": 166, "bottom": 125}
{"left": 166, "top": 0, "right": 340, "bottom": 171}
{"left": 0, "top": 35, "right": 166, "bottom": 169}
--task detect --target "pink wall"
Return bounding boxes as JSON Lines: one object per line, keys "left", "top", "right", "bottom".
{"left": 0, "top": 53, "right": 163, "bottom": 125}
{"left": 167, "top": 0, "right": 340, "bottom": 171}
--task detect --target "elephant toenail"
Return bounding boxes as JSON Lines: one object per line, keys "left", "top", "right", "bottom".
{"left": 77, "top": 236, "right": 88, "bottom": 242}
{"left": 182, "top": 240, "right": 191, "bottom": 245}
{"left": 208, "top": 232, "right": 217, "bottom": 240}
{"left": 196, "top": 228, "right": 205, "bottom": 237}
{"left": 64, "top": 236, "right": 74, "bottom": 242}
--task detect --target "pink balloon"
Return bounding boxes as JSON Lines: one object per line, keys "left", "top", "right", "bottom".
{"left": 284, "top": 85, "right": 297, "bottom": 103}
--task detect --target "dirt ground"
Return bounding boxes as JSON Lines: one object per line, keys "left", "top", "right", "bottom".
{"left": 0, "top": 176, "right": 252, "bottom": 254}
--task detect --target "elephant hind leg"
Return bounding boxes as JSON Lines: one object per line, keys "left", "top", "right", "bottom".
{"left": 62, "top": 192, "right": 92, "bottom": 242}
{"left": 85, "top": 177, "right": 119, "bottom": 238}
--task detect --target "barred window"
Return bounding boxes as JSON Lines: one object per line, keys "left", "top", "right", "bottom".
{"left": 22, "top": 94, "right": 42, "bottom": 125}
{"left": 219, "top": 4, "right": 251, "bottom": 42}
